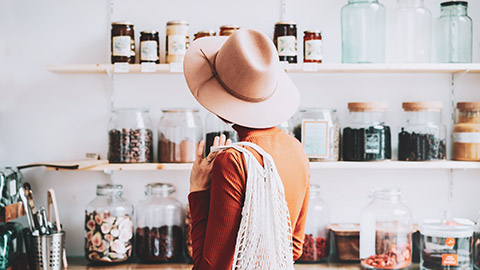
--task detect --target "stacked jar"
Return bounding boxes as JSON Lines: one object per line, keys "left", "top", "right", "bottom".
{"left": 453, "top": 102, "right": 480, "bottom": 161}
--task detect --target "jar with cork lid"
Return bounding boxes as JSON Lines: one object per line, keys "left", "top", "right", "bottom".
{"left": 453, "top": 102, "right": 480, "bottom": 161}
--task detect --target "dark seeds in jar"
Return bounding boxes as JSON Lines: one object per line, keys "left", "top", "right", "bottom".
{"left": 342, "top": 126, "right": 391, "bottom": 161}
{"left": 108, "top": 128, "right": 153, "bottom": 163}
{"left": 135, "top": 225, "right": 184, "bottom": 262}
{"left": 398, "top": 130, "right": 446, "bottom": 161}
{"left": 297, "top": 234, "right": 329, "bottom": 262}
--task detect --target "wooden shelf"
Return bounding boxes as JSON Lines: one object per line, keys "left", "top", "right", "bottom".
{"left": 0, "top": 202, "right": 25, "bottom": 222}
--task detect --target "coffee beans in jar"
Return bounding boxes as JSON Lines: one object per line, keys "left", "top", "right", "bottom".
{"left": 304, "top": 30, "right": 323, "bottom": 63}
{"left": 274, "top": 22, "right": 297, "bottom": 63}
{"left": 194, "top": 30, "right": 216, "bottom": 41}
{"left": 140, "top": 31, "right": 159, "bottom": 64}
{"left": 219, "top": 24, "right": 240, "bottom": 37}
{"left": 111, "top": 21, "right": 135, "bottom": 64}
{"left": 166, "top": 20, "right": 189, "bottom": 64}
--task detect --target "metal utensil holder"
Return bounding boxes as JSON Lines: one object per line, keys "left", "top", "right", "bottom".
{"left": 32, "top": 231, "right": 65, "bottom": 270}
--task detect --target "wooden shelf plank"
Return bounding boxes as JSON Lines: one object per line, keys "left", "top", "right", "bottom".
{"left": 0, "top": 202, "right": 25, "bottom": 222}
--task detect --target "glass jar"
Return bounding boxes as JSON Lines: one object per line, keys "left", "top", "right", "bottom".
{"left": 392, "top": 0, "right": 431, "bottom": 63}
{"left": 111, "top": 21, "right": 135, "bottom": 64}
{"left": 343, "top": 102, "right": 391, "bottom": 161}
{"left": 107, "top": 108, "right": 153, "bottom": 163}
{"left": 360, "top": 189, "right": 412, "bottom": 269}
{"left": 341, "top": 0, "right": 386, "bottom": 63}
{"left": 453, "top": 102, "right": 480, "bottom": 161}
{"left": 0, "top": 222, "right": 23, "bottom": 269}
{"left": 85, "top": 184, "right": 134, "bottom": 263}
{"left": 204, "top": 112, "right": 237, "bottom": 157}
{"left": 140, "top": 31, "right": 160, "bottom": 64}
{"left": 136, "top": 183, "right": 184, "bottom": 262}
{"left": 274, "top": 22, "right": 297, "bottom": 63}
{"left": 297, "top": 185, "right": 329, "bottom": 263}
{"left": 436, "top": 1, "right": 472, "bottom": 63}
{"left": 420, "top": 217, "right": 474, "bottom": 270}
{"left": 158, "top": 109, "right": 202, "bottom": 163}
{"left": 185, "top": 205, "right": 192, "bottom": 261}
{"left": 398, "top": 102, "right": 446, "bottom": 161}
{"left": 303, "top": 30, "right": 323, "bottom": 63}
{"left": 194, "top": 30, "right": 216, "bottom": 41}
{"left": 166, "top": 20, "right": 189, "bottom": 64}
{"left": 331, "top": 223, "right": 360, "bottom": 262}
{"left": 219, "top": 25, "right": 240, "bottom": 37}
{"left": 293, "top": 108, "right": 340, "bottom": 161}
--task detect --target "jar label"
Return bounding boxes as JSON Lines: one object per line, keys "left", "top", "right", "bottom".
{"left": 113, "top": 36, "right": 132, "bottom": 57}
{"left": 365, "top": 134, "right": 380, "bottom": 154}
{"left": 453, "top": 132, "right": 480, "bottom": 143}
{"left": 141, "top": 40, "right": 158, "bottom": 61}
{"left": 442, "top": 254, "right": 458, "bottom": 266}
{"left": 168, "top": 35, "right": 187, "bottom": 56}
{"left": 305, "top": 40, "right": 323, "bottom": 60}
{"left": 301, "top": 120, "right": 328, "bottom": 158}
{"left": 277, "top": 36, "right": 297, "bottom": 57}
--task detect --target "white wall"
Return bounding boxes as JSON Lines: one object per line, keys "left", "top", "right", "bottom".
{"left": 0, "top": 0, "right": 479, "bottom": 256}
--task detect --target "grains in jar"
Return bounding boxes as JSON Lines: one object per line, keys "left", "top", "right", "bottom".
{"left": 303, "top": 30, "right": 323, "bottom": 63}
{"left": 453, "top": 102, "right": 480, "bottom": 160}
{"left": 166, "top": 20, "right": 189, "bottom": 64}
{"left": 219, "top": 25, "right": 240, "bottom": 37}
{"left": 111, "top": 21, "right": 135, "bottom": 64}
{"left": 140, "top": 31, "right": 159, "bottom": 64}
{"left": 194, "top": 30, "right": 216, "bottom": 41}
{"left": 274, "top": 22, "right": 297, "bottom": 63}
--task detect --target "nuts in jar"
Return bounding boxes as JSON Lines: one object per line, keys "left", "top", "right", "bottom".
{"left": 111, "top": 21, "right": 135, "bottom": 64}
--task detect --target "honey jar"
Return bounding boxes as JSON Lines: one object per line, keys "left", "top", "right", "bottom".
{"left": 111, "top": 21, "right": 135, "bottom": 64}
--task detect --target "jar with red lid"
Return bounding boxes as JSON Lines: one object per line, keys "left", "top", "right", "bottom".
{"left": 274, "top": 22, "right": 297, "bottom": 63}
{"left": 111, "top": 21, "right": 135, "bottom": 64}
{"left": 304, "top": 30, "right": 323, "bottom": 63}
{"left": 194, "top": 30, "right": 216, "bottom": 41}
{"left": 219, "top": 25, "right": 240, "bottom": 37}
{"left": 140, "top": 31, "right": 159, "bottom": 64}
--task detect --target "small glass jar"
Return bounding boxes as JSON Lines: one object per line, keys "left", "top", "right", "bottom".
{"left": 360, "top": 189, "right": 412, "bottom": 269}
{"left": 398, "top": 102, "right": 446, "bottom": 161}
{"left": 136, "top": 183, "right": 184, "bottom": 262}
{"left": 453, "top": 102, "right": 480, "bottom": 161}
{"left": 111, "top": 21, "right": 135, "bottom": 64}
{"left": 297, "top": 185, "right": 329, "bottom": 263}
{"left": 331, "top": 223, "right": 360, "bottom": 262}
{"left": 343, "top": 102, "right": 391, "bottom": 161}
{"left": 303, "top": 30, "right": 323, "bottom": 63}
{"left": 166, "top": 20, "right": 189, "bottom": 64}
{"left": 140, "top": 31, "right": 160, "bottom": 64}
{"left": 158, "top": 109, "right": 202, "bottom": 163}
{"left": 293, "top": 108, "right": 340, "bottom": 161}
{"left": 194, "top": 30, "right": 216, "bottom": 41}
{"left": 107, "top": 108, "right": 154, "bottom": 163}
{"left": 219, "top": 25, "right": 240, "bottom": 37}
{"left": 420, "top": 217, "right": 474, "bottom": 270}
{"left": 85, "top": 184, "right": 133, "bottom": 263}
{"left": 204, "top": 112, "right": 237, "bottom": 157}
{"left": 274, "top": 22, "right": 297, "bottom": 63}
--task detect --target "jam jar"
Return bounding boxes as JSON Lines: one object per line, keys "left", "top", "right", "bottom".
{"left": 274, "top": 22, "right": 297, "bottom": 63}
{"left": 85, "top": 184, "right": 134, "bottom": 264}
{"left": 140, "top": 31, "right": 159, "bottom": 64}
{"left": 166, "top": 20, "right": 189, "bottom": 64}
{"left": 194, "top": 30, "right": 216, "bottom": 41}
{"left": 204, "top": 112, "right": 237, "bottom": 157}
{"left": 304, "top": 30, "right": 323, "bottom": 63}
{"left": 111, "top": 21, "right": 135, "bottom": 64}
{"left": 219, "top": 25, "right": 240, "bottom": 36}
{"left": 453, "top": 102, "right": 480, "bottom": 161}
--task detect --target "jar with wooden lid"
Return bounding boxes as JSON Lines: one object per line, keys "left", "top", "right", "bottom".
{"left": 398, "top": 102, "right": 446, "bottom": 161}
{"left": 140, "top": 31, "right": 159, "bottom": 64}
{"left": 274, "top": 22, "right": 297, "bottom": 63}
{"left": 453, "top": 102, "right": 480, "bottom": 160}
{"left": 111, "top": 21, "right": 135, "bottom": 64}
{"left": 219, "top": 25, "right": 240, "bottom": 36}
{"left": 194, "top": 30, "right": 216, "bottom": 41}
{"left": 166, "top": 20, "right": 189, "bottom": 64}
{"left": 304, "top": 30, "right": 323, "bottom": 63}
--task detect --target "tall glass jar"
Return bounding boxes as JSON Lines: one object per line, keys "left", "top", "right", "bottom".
{"left": 108, "top": 108, "right": 154, "bottom": 163}
{"left": 158, "top": 109, "right": 202, "bottom": 163}
{"left": 85, "top": 184, "right": 133, "bottom": 263}
{"left": 360, "top": 189, "right": 412, "bottom": 269}
{"left": 398, "top": 102, "right": 446, "bottom": 161}
{"left": 453, "top": 102, "right": 480, "bottom": 161}
{"left": 297, "top": 185, "right": 329, "bottom": 263}
{"left": 293, "top": 108, "right": 340, "bottom": 161}
{"left": 204, "top": 112, "right": 237, "bottom": 157}
{"left": 341, "top": 0, "right": 386, "bottom": 63}
{"left": 392, "top": 0, "right": 431, "bottom": 63}
{"left": 136, "top": 183, "right": 184, "bottom": 262}
{"left": 436, "top": 1, "right": 472, "bottom": 63}
{"left": 343, "top": 102, "right": 391, "bottom": 161}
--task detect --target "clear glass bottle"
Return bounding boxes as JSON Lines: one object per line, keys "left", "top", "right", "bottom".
{"left": 85, "top": 184, "right": 134, "bottom": 263}
{"left": 135, "top": 183, "right": 184, "bottom": 262}
{"left": 158, "top": 109, "right": 202, "bottom": 163}
{"left": 297, "top": 184, "right": 330, "bottom": 263}
{"left": 398, "top": 102, "right": 446, "bottom": 161}
{"left": 107, "top": 108, "right": 154, "bottom": 163}
{"left": 392, "top": 0, "right": 431, "bottom": 63}
{"left": 204, "top": 112, "right": 237, "bottom": 157}
{"left": 341, "top": 0, "right": 386, "bottom": 63}
{"left": 436, "top": 1, "right": 472, "bottom": 63}
{"left": 360, "top": 189, "right": 412, "bottom": 269}
{"left": 453, "top": 102, "right": 480, "bottom": 161}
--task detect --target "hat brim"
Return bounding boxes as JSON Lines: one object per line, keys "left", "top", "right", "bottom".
{"left": 184, "top": 36, "right": 300, "bottom": 129}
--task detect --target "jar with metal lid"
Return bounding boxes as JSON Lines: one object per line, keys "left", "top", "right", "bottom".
{"left": 166, "top": 20, "right": 189, "bottom": 64}
{"left": 219, "top": 25, "right": 240, "bottom": 37}
{"left": 111, "top": 21, "right": 135, "bottom": 64}
{"left": 136, "top": 183, "right": 184, "bottom": 262}
{"left": 293, "top": 108, "right": 340, "bottom": 161}
{"left": 194, "top": 30, "right": 216, "bottom": 41}
{"left": 108, "top": 108, "right": 153, "bottom": 163}
{"left": 398, "top": 102, "right": 446, "bottom": 161}
{"left": 158, "top": 109, "right": 202, "bottom": 163}
{"left": 274, "top": 22, "right": 297, "bottom": 63}
{"left": 140, "top": 31, "right": 159, "bottom": 64}
{"left": 420, "top": 217, "right": 474, "bottom": 270}
{"left": 453, "top": 102, "right": 480, "bottom": 161}
{"left": 85, "top": 184, "right": 133, "bottom": 263}
{"left": 360, "top": 189, "right": 412, "bottom": 269}
{"left": 343, "top": 102, "right": 391, "bottom": 161}
{"left": 297, "top": 184, "right": 330, "bottom": 263}
{"left": 204, "top": 112, "right": 237, "bottom": 157}
{"left": 304, "top": 30, "right": 323, "bottom": 63}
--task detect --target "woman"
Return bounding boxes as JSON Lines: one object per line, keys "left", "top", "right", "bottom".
{"left": 184, "top": 29, "right": 310, "bottom": 269}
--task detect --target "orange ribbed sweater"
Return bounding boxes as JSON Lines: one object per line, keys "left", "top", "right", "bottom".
{"left": 188, "top": 125, "right": 310, "bottom": 270}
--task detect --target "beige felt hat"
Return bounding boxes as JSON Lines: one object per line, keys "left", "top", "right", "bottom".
{"left": 183, "top": 29, "right": 300, "bottom": 128}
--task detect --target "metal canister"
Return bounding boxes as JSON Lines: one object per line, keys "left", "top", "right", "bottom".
{"left": 166, "top": 20, "right": 189, "bottom": 64}
{"left": 274, "top": 21, "right": 297, "bottom": 63}
{"left": 111, "top": 21, "right": 135, "bottom": 64}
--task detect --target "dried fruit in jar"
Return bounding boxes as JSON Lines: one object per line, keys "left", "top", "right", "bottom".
{"left": 297, "top": 234, "right": 329, "bottom": 262}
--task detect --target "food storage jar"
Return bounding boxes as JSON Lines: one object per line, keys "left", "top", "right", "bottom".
{"left": 107, "top": 108, "right": 154, "bottom": 163}
{"left": 420, "top": 217, "right": 474, "bottom": 270}
{"left": 158, "top": 109, "right": 202, "bottom": 163}
{"left": 341, "top": 0, "right": 386, "bottom": 63}
{"left": 111, "top": 21, "right": 135, "bottom": 64}
{"left": 204, "top": 112, "right": 237, "bottom": 157}
{"left": 331, "top": 223, "right": 360, "bottom": 262}
{"left": 453, "top": 102, "right": 480, "bottom": 161}
{"left": 185, "top": 205, "right": 192, "bottom": 261}
{"left": 360, "top": 189, "right": 412, "bottom": 269}
{"left": 343, "top": 102, "right": 391, "bottom": 161}
{"left": 0, "top": 167, "right": 22, "bottom": 207}
{"left": 194, "top": 30, "right": 216, "bottom": 41}
{"left": 274, "top": 22, "right": 297, "bottom": 63}
{"left": 85, "top": 184, "right": 133, "bottom": 263}
{"left": 297, "top": 184, "right": 329, "bottom": 263}
{"left": 303, "top": 30, "right": 323, "bottom": 63}
{"left": 140, "top": 31, "right": 160, "bottom": 64}
{"left": 398, "top": 102, "right": 446, "bottom": 161}
{"left": 0, "top": 222, "right": 23, "bottom": 269}
{"left": 219, "top": 25, "right": 240, "bottom": 37}
{"left": 136, "top": 183, "right": 184, "bottom": 262}
{"left": 474, "top": 213, "right": 480, "bottom": 269}
{"left": 166, "top": 20, "right": 189, "bottom": 64}
{"left": 436, "top": 1, "right": 472, "bottom": 63}
{"left": 293, "top": 108, "right": 340, "bottom": 161}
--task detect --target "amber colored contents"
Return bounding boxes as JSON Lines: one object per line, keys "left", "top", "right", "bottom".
{"left": 362, "top": 244, "right": 412, "bottom": 269}
{"left": 219, "top": 25, "right": 240, "bottom": 36}
{"left": 158, "top": 139, "right": 197, "bottom": 163}
{"left": 453, "top": 106, "right": 480, "bottom": 161}
{"left": 303, "top": 30, "right": 322, "bottom": 63}
{"left": 274, "top": 22, "right": 297, "bottom": 63}
{"left": 194, "top": 31, "right": 216, "bottom": 41}
{"left": 140, "top": 31, "right": 160, "bottom": 64}
{"left": 111, "top": 22, "right": 135, "bottom": 64}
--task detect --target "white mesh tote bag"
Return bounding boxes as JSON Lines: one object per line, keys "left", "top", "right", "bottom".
{"left": 212, "top": 141, "right": 294, "bottom": 270}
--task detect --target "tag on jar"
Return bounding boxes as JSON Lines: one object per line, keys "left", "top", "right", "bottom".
{"left": 114, "top": 63, "right": 129, "bottom": 73}
{"left": 141, "top": 62, "right": 157, "bottom": 73}
{"left": 302, "top": 63, "right": 318, "bottom": 72}
{"left": 169, "top": 62, "right": 184, "bottom": 73}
